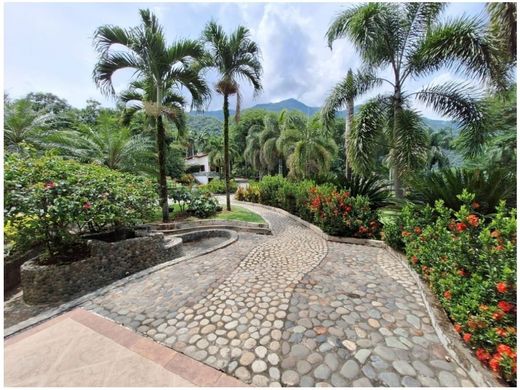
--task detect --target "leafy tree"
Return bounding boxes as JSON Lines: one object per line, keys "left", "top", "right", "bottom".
{"left": 327, "top": 3, "right": 504, "bottom": 197}
{"left": 322, "top": 68, "right": 381, "bottom": 178}
{"left": 278, "top": 113, "right": 338, "bottom": 180}
{"left": 4, "top": 98, "right": 55, "bottom": 153}
{"left": 92, "top": 9, "right": 209, "bottom": 222}
{"left": 201, "top": 21, "right": 263, "bottom": 211}
{"left": 48, "top": 111, "right": 155, "bottom": 174}
{"left": 25, "top": 92, "right": 71, "bottom": 114}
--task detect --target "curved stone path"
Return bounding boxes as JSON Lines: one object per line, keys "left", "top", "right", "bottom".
{"left": 82, "top": 203, "right": 476, "bottom": 387}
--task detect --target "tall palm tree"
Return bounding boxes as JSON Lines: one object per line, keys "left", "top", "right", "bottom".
{"left": 425, "top": 128, "right": 452, "bottom": 170}
{"left": 92, "top": 9, "right": 210, "bottom": 222}
{"left": 278, "top": 113, "right": 338, "bottom": 179}
{"left": 207, "top": 135, "right": 238, "bottom": 174}
{"left": 327, "top": 3, "right": 504, "bottom": 197}
{"left": 201, "top": 21, "right": 263, "bottom": 211}
{"left": 487, "top": 2, "right": 517, "bottom": 63}
{"left": 4, "top": 99, "right": 54, "bottom": 153}
{"left": 244, "top": 124, "right": 265, "bottom": 175}
{"left": 259, "top": 111, "right": 286, "bottom": 175}
{"left": 48, "top": 112, "right": 155, "bottom": 174}
{"left": 322, "top": 69, "right": 381, "bottom": 178}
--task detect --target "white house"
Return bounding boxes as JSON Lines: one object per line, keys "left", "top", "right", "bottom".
{"left": 184, "top": 153, "right": 219, "bottom": 184}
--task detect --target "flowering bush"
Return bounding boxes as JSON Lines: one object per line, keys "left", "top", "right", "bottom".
{"left": 400, "top": 190, "right": 517, "bottom": 384}
{"left": 4, "top": 153, "right": 157, "bottom": 257}
{"left": 307, "top": 186, "right": 381, "bottom": 238}
{"left": 235, "top": 176, "right": 382, "bottom": 239}
{"left": 187, "top": 190, "right": 220, "bottom": 218}
{"left": 202, "top": 178, "right": 238, "bottom": 194}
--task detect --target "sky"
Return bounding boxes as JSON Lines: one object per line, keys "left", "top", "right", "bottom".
{"left": 4, "top": 2, "right": 487, "bottom": 119}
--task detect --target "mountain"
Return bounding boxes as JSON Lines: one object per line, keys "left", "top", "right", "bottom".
{"left": 188, "top": 98, "right": 458, "bottom": 133}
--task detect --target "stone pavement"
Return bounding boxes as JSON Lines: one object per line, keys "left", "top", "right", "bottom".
{"left": 80, "top": 202, "right": 475, "bottom": 387}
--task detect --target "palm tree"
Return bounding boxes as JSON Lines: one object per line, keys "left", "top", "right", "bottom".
{"left": 49, "top": 112, "right": 155, "bottom": 174}
{"left": 243, "top": 124, "right": 265, "bottom": 176}
{"left": 425, "top": 129, "right": 452, "bottom": 170}
{"left": 322, "top": 69, "right": 381, "bottom": 178}
{"left": 278, "top": 113, "right": 338, "bottom": 179}
{"left": 327, "top": 3, "right": 504, "bottom": 197}
{"left": 201, "top": 21, "right": 263, "bottom": 211}
{"left": 259, "top": 111, "right": 286, "bottom": 175}
{"left": 207, "top": 135, "right": 238, "bottom": 174}
{"left": 92, "top": 9, "right": 210, "bottom": 222}
{"left": 487, "top": 2, "right": 517, "bottom": 63}
{"left": 4, "top": 98, "right": 54, "bottom": 153}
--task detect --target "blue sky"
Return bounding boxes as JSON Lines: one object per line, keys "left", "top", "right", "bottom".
{"left": 4, "top": 2, "right": 487, "bottom": 119}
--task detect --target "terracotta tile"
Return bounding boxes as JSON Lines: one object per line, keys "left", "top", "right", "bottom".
{"left": 4, "top": 313, "right": 70, "bottom": 347}
{"left": 164, "top": 352, "right": 222, "bottom": 386}
{"left": 129, "top": 337, "right": 177, "bottom": 366}
{"left": 214, "top": 373, "right": 247, "bottom": 387}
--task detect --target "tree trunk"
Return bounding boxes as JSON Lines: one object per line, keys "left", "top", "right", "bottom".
{"left": 278, "top": 158, "right": 283, "bottom": 176}
{"left": 345, "top": 97, "right": 354, "bottom": 179}
{"left": 223, "top": 94, "right": 231, "bottom": 211}
{"left": 157, "top": 115, "right": 169, "bottom": 222}
{"left": 392, "top": 84, "right": 404, "bottom": 199}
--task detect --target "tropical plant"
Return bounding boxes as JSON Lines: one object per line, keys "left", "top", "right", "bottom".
{"left": 335, "top": 173, "right": 393, "bottom": 209}
{"left": 4, "top": 98, "right": 55, "bottom": 153}
{"left": 206, "top": 134, "right": 238, "bottom": 173}
{"left": 48, "top": 112, "right": 155, "bottom": 174}
{"left": 92, "top": 9, "right": 210, "bottom": 222}
{"left": 277, "top": 113, "right": 337, "bottom": 179}
{"left": 407, "top": 167, "right": 516, "bottom": 215}
{"left": 327, "top": 3, "right": 505, "bottom": 197}
{"left": 322, "top": 68, "right": 381, "bottom": 178}
{"left": 201, "top": 21, "right": 263, "bottom": 211}
{"left": 425, "top": 128, "right": 452, "bottom": 170}
{"left": 487, "top": 2, "right": 517, "bottom": 64}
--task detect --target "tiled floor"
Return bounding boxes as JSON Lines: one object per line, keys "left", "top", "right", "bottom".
{"left": 4, "top": 308, "right": 245, "bottom": 387}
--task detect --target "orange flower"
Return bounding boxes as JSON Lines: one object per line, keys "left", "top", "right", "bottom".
{"left": 493, "top": 310, "right": 505, "bottom": 321}
{"left": 471, "top": 201, "right": 480, "bottom": 209}
{"left": 443, "top": 290, "right": 452, "bottom": 300}
{"left": 495, "top": 245, "right": 505, "bottom": 251}
{"left": 456, "top": 222, "right": 467, "bottom": 232}
{"left": 411, "top": 255, "right": 418, "bottom": 264}
{"left": 476, "top": 348, "right": 491, "bottom": 362}
{"left": 498, "top": 301, "right": 515, "bottom": 313}
{"left": 496, "top": 328, "right": 508, "bottom": 337}
{"left": 401, "top": 230, "right": 411, "bottom": 237}
{"left": 463, "top": 333, "right": 472, "bottom": 343}
{"left": 489, "top": 357, "right": 501, "bottom": 372}
{"left": 414, "top": 226, "right": 422, "bottom": 235}
{"left": 466, "top": 214, "right": 479, "bottom": 227}
{"left": 454, "top": 323, "right": 462, "bottom": 333}
{"left": 479, "top": 304, "right": 489, "bottom": 312}
{"left": 496, "top": 282, "right": 508, "bottom": 293}
{"left": 491, "top": 230, "right": 501, "bottom": 238}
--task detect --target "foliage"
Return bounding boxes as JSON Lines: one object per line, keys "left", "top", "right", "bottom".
{"left": 187, "top": 190, "right": 220, "bottom": 218}
{"left": 213, "top": 205, "right": 264, "bottom": 224}
{"left": 167, "top": 143, "right": 187, "bottom": 179}
{"left": 4, "top": 153, "right": 157, "bottom": 257}
{"left": 407, "top": 167, "right": 516, "bottom": 215}
{"left": 177, "top": 174, "right": 195, "bottom": 186}
{"left": 236, "top": 175, "right": 382, "bottom": 239}
{"left": 202, "top": 178, "right": 238, "bottom": 194}
{"left": 399, "top": 191, "right": 516, "bottom": 383}
{"left": 335, "top": 174, "right": 393, "bottom": 209}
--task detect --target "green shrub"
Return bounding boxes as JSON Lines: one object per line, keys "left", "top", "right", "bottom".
{"left": 335, "top": 174, "right": 393, "bottom": 209}
{"left": 256, "top": 175, "right": 286, "bottom": 207}
{"left": 187, "top": 190, "right": 221, "bottom": 218}
{"left": 400, "top": 190, "right": 516, "bottom": 383}
{"left": 382, "top": 217, "right": 405, "bottom": 251}
{"left": 4, "top": 153, "right": 157, "bottom": 256}
{"left": 203, "top": 178, "right": 238, "bottom": 194}
{"left": 235, "top": 184, "right": 260, "bottom": 203}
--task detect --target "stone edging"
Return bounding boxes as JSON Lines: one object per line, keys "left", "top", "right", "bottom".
{"left": 4, "top": 230, "right": 239, "bottom": 339}
{"left": 235, "top": 200, "right": 503, "bottom": 387}
{"left": 145, "top": 219, "right": 272, "bottom": 235}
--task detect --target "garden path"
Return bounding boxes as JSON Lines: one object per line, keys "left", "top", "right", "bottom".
{"left": 82, "top": 202, "right": 476, "bottom": 387}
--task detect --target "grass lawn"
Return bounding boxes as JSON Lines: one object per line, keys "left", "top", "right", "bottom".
{"left": 149, "top": 204, "right": 265, "bottom": 224}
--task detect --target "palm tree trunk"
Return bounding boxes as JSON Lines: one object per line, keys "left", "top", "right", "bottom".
{"left": 345, "top": 97, "right": 354, "bottom": 179}
{"left": 157, "top": 115, "right": 169, "bottom": 222}
{"left": 223, "top": 94, "right": 231, "bottom": 211}
{"left": 392, "top": 84, "right": 404, "bottom": 199}
{"left": 278, "top": 158, "right": 283, "bottom": 176}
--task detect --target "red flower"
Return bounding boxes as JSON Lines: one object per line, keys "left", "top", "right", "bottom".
{"left": 456, "top": 222, "right": 467, "bottom": 232}
{"left": 471, "top": 201, "right": 480, "bottom": 209}
{"left": 491, "top": 230, "right": 501, "bottom": 238}
{"left": 466, "top": 214, "right": 479, "bottom": 227}
{"left": 496, "top": 328, "right": 508, "bottom": 337}
{"left": 401, "top": 230, "right": 411, "bottom": 237}
{"left": 496, "top": 282, "right": 508, "bottom": 293}
{"left": 497, "top": 344, "right": 513, "bottom": 356}
{"left": 498, "top": 301, "right": 515, "bottom": 313}
{"left": 358, "top": 226, "right": 368, "bottom": 234}
{"left": 463, "top": 333, "right": 472, "bottom": 343}
{"left": 457, "top": 269, "right": 466, "bottom": 277}
{"left": 421, "top": 265, "right": 429, "bottom": 273}
{"left": 345, "top": 206, "right": 352, "bottom": 213}
{"left": 83, "top": 202, "right": 92, "bottom": 210}
{"left": 495, "top": 245, "right": 505, "bottom": 252}
{"left": 492, "top": 310, "right": 505, "bottom": 321}
{"left": 454, "top": 323, "right": 462, "bottom": 333}
{"left": 489, "top": 357, "right": 501, "bottom": 372}
{"left": 414, "top": 226, "right": 422, "bottom": 235}
{"left": 443, "top": 290, "right": 452, "bottom": 300}
{"left": 411, "top": 255, "right": 418, "bottom": 264}
{"left": 476, "top": 348, "right": 491, "bottom": 362}
{"left": 44, "top": 181, "right": 56, "bottom": 190}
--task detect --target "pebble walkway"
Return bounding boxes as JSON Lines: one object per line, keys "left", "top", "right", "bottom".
{"left": 82, "top": 203, "right": 476, "bottom": 387}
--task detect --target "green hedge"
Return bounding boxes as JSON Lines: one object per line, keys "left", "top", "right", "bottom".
{"left": 398, "top": 190, "right": 516, "bottom": 384}
{"left": 4, "top": 153, "right": 157, "bottom": 256}
{"left": 201, "top": 178, "right": 238, "bottom": 194}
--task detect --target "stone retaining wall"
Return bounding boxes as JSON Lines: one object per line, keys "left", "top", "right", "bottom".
{"left": 20, "top": 233, "right": 182, "bottom": 305}
{"left": 4, "top": 247, "right": 42, "bottom": 293}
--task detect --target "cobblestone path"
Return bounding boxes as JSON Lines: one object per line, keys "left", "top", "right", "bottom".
{"left": 82, "top": 203, "right": 476, "bottom": 387}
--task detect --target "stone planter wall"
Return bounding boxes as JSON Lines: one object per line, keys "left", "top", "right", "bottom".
{"left": 4, "top": 247, "right": 42, "bottom": 293}
{"left": 20, "top": 232, "right": 182, "bottom": 305}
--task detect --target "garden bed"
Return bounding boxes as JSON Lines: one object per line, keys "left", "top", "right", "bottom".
{"left": 20, "top": 232, "right": 182, "bottom": 305}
